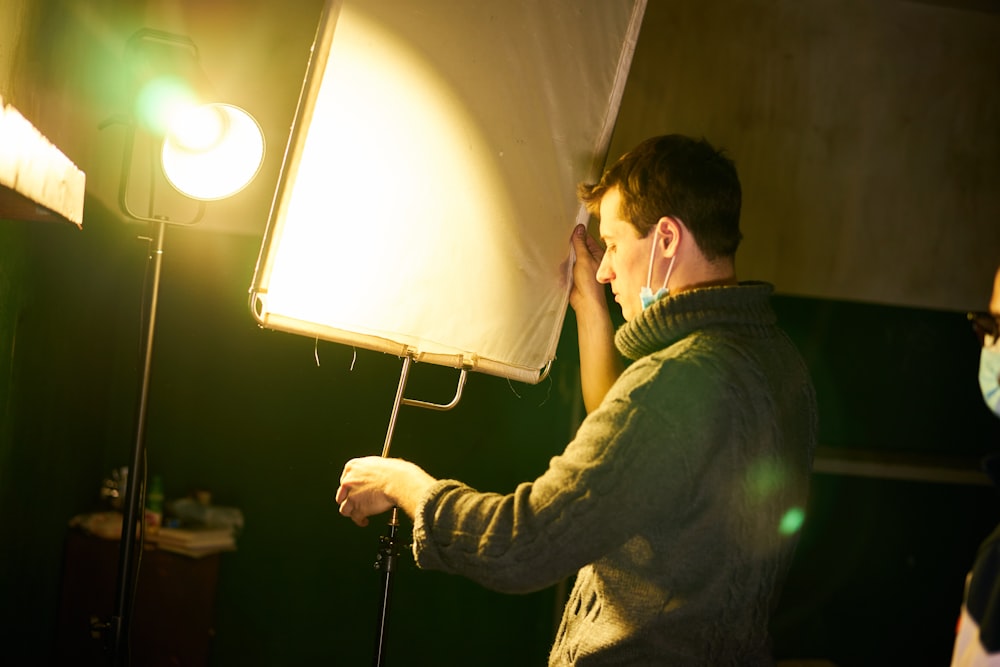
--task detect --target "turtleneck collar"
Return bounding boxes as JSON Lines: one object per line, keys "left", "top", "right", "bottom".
{"left": 614, "top": 281, "right": 777, "bottom": 361}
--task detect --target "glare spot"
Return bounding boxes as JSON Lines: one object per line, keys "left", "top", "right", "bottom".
{"left": 134, "top": 75, "right": 196, "bottom": 135}
{"left": 161, "top": 104, "right": 265, "bottom": 200}
{"left": 779, "top": 507, "right": 805, "bottom": 536}
{"left": 746, "top": 459, "right": 788, "bottom": 502}
{"left": 167, "top": 104, "right": 226, "bottom": 152}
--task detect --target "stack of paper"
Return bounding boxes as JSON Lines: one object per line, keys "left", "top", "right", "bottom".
{"left": 149, "top": 526, "right": 236, "bottom": 558}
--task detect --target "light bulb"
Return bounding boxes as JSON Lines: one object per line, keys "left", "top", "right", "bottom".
{"left": 161, "top": 103, "right": 265, "bottom": 201}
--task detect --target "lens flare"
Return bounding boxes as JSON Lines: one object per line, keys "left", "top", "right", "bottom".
{"left": 779, "top": 507, "right": 805, "bottom": 536}
{"left": 134, "top": 75, "right": 197, "bottom": 135}
{"left": 168, "top": 104, "right": 227, "bottom": 153}
{"left": 745, "top": 459, "right": 787, "bottom": 502}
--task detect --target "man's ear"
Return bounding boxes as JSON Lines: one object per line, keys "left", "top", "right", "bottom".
{"left": 657, "top": 216, "right": 683, "bottom": 256}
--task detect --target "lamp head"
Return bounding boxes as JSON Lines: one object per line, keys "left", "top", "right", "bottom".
{"left": 161, "top": 102, "right": 266, "bottom": 201}
{"left": 117, "top": 28, "right": 266, "bottom": 220}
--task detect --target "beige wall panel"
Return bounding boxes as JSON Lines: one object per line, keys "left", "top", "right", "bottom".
{"left": 611, "top": 0, "right": 1000, "bottom": 311}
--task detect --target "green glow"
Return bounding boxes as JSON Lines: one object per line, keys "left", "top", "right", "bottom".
{"left": 134, "top": 75, "right": 197, "bottom": 135}
{"left": 779, "top": 507, "right": 805, "bottom": 536}
{"left": 746, "top": 459, "right": 787, "bottom": 502}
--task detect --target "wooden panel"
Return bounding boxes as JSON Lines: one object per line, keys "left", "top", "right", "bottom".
{"left": 611, "top": 0, "right": 1000, "bottom": 312}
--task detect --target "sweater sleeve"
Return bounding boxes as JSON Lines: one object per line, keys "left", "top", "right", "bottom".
{"left": 411, "top": 355, "right": 730, "bottom": 594}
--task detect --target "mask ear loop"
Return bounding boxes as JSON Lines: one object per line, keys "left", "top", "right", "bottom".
{"left": 645, "top": 225, "right": 660, "bottom": 289}
{"left": 660, "top": 255, "right": 676, "bottom": 293}
{"left": 646, "top": 223, "right": 676, "bottom": 293}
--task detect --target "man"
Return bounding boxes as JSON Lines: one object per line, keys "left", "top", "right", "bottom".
{"left": 951, "top": 265, "right": 1000, "bottom": 666}
{"left": 337, "top": 134, "right": 818, "bottom": 665}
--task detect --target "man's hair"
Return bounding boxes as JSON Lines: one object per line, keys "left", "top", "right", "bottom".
{"left": 578, "top": 134, "right": 742, "bottom": 260}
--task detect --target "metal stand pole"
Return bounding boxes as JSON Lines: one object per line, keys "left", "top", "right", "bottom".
{"left": 109, "top": 220, "right": 166, "bottom": 666}
{"left": 373, "top": 506, "right": 401, "bottom": 667}
{"left": 369, "top": 355, "right": 467, "bottom": 666}
{"left": 372, "top": 356, "right": 412, "bottom": 667}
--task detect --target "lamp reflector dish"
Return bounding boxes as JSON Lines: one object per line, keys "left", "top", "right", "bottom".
{"left": 161, "top": 103, "right": 265, "bottom": 201}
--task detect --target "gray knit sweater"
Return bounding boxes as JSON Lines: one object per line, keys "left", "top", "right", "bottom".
{"left": 412, "top": 282, "right": 818, "bottom": 666}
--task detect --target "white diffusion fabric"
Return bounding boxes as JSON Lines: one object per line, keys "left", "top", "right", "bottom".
{"left": 251, "top": 0, "right": 646, "bottom": 383}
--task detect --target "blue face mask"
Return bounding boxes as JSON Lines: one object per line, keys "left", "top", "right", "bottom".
{"left": 980, "top": 339, "right": 1000, "bottom": 417}
{"left": 639, "top": 224, "right": 675, "bottom": 310}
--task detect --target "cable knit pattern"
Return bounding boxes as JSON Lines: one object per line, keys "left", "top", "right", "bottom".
{"left": 412, "top": 282, "right": 817, "bottom": 666}
{"left": 615, "top": 282, "right": 777, "bottom": 361}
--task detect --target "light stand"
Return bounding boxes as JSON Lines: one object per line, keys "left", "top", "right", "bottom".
{"left": 109, "top": 218, "right": 166, "bottom": 666}
{"left": 100, "top": 28, "right": 264, "bottom": 667}
{"left": 372, "top": 355, "right": 467, "bottom": 666}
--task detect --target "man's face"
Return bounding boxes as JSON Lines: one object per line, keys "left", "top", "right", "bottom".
{"left": 596, "top": 187, "right": 652, "bottom": 322}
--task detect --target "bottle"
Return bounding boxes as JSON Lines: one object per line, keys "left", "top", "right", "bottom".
{"left": 145, "top": 474, "right": 164, "bottom": 532}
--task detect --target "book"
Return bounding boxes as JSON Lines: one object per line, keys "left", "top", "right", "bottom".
{"left": 148, "top": 526, "right": 236, "bottom": 558}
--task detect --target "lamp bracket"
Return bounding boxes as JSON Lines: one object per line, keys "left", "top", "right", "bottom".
{"left": 115, "top": 117, "right": 206, "bottom": 225}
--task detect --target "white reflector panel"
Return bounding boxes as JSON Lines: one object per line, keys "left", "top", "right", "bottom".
{"left": 251, "top": 0, "right": 646, "bottom": 383}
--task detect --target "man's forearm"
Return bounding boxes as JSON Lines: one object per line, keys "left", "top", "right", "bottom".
{"left": 576, "top": 307, "right": 623, "bottom": 413}
{"left": 386, "top": 461, "right": 438, "bottom": 520}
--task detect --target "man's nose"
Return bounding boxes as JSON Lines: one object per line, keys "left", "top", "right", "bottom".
{"left": 595, "top": 256, "right": 613, "bottom": 284}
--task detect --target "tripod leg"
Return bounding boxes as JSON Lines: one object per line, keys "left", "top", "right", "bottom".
{"left": 373, "top": 508, "right": 400, "bottom": 667}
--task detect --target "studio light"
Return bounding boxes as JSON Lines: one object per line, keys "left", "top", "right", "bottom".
{"left": 111, "top": 28, "right": 265, "bottom": 224}
{"left": 104, "top": 27, "right": 265, "bottom": 667}
{"left": 161, "top": 102, "right": 265, "bottom": 201}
